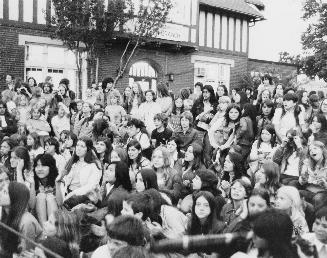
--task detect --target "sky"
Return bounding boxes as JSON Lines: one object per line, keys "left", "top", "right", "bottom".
{"left": 249, "top": 0, "right": 308, "bottom": 61}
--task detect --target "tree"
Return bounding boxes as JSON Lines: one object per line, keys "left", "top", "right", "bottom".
{"left": 301, "top": 0, "right": 327, "bottom": 81}
{"left": 48, "top": 0, "right": 173, "bottom": 97}
{"left": 113, "top": 0, "right": 173, "bottom": 85}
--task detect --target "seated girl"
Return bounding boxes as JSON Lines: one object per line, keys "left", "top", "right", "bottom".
{"left": 59, "top": 137, "right": 102, "bottom": 210}
{"left": 26, "top": 132, "right": 44, "bottom": 161}
{"left": 26, "top": 107, "right": 51, "bottom": 136}
{"left": 33, "top": 153, "right": 60, "bottom": 226}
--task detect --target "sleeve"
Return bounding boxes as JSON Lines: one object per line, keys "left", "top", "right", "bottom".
{"left": 139, "top": 133, "right": 151, "bottom": 150}
{"left": 72, "top": 164, "right": 101, "bottom": 196}
{"left": 272, "top": 108, "right": 283, "bottom": 127}
{"left": 272, "top": 146, "right": 285, "bottom": 165}
{"left": 2, "top": 116, "right": 18, "bottom": 134}
{"left": 236, "top": 117, "right": 248, "bottom": 140}
{"left": 249, "top": 140, "right": 259, "bottom": 161}
{"left": 19, "top": 215, "right": 42, "bottom": 251}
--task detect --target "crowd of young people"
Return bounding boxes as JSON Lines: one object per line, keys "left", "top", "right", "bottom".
{"left": 0, "top": 73, "right": 326, "bottom": 258}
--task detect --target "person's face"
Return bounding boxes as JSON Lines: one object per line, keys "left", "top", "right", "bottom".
{"left": 263, "top": 78, "right": 269, "bottom": 86}
{"left": 44, "top": 85, "right": 50, "bottom": 93}
{"left": 309, "top": 145, "right": 323, "bottom": 162}
{"left": 192, "top": 175, "right": 202, "bottom": 190}
{"left": 313, "top": 217, "right": 327, "bottom": 243}
{"left": 10, "top": 151, "right": 20, "bottom": 168}
{"left": 0, "top": 142, "right": 11, "bottom": 156}
{"left": 154, "top": 118, "right": 163, "bottom": 129}
{"left": 58, "top": 85, "right": 66, "bottom": 95}
{"left": 128, "top": 146, "right": 141, "bottom": 160}
{"left": 58, "top": 107, "right": 65, "bottom": 117}
{"left": 110, "top": 151, "right": 121, "bottom": 162}
{"left": 248, "top": 195, "right": 268, "bottom": 216}
{"left": 175, "top": 98, "right": 183, "bottom": 108}
{"left": 110, "top": 96, "right": 118, "bottom": 105}
{"left": 65, "top": 137, "right": 73, "bottom": 148}
{"left": 43, "top": 214, "right": 57, "bottom": 237}
{"left": 252, "top": 233, "right": 268, "bottom": 250}
{"left": 95, "top": 141, "right": 107, "bottom": 154}
{"left": 231, "top": 181, "right": 246, "bottom": 200}
{"left": 127, "top": 125, "right": 138, "bottom": 137}
{"left": 27, "top": 135, "right": 35, "bottom": 146}
{"left": 135, "top": 173, "right": 145, "bottom": 192}
{"left": 302, "top": 92, "right": 308, "bottom": 104}
{"left": 0, "top": 182, "right": 10, "bottom": 207}
{"left": 75, "top": 140, "right": 87, "bottom": 158}
{"left": 32, "top": 109, "right": 41, "bottom": 120}
{"left": 132, "top": 84, "right": 139, "bottom": 93}
{"left": 20, "top": 96, "right": 27, "bottom": 106}
{"left": 233, "top": 93, "right": 241, "bottom": 103}
{"left": 224, "top": 155, "right": 234, "bottom": 171}
{"left": 283, "top": 99, "right": 296, "bottom": 111}
{"left": 217, "top": 86, "right": 225, "bottom": 97}
{"left": 228, "top": 108, "right": 240, "bottom": 121}
{"left": 219, "top": 101, "right": 229, "bottom": 112}
{"left": 321, "top": 100, "right": 327, "bottom": 113}
{"left": 45, "top": 143, "right": 56, "bottom": 155}
{"left": 312, "top": 116, "right": 322, "bottom": 131}
{"left": 82, "top": 103, "right": 91, "bottom": 113}
{"left": 275, "top": 191, "right": 292, "bottom": 211}
{"left": 261, "top": 90, "right": 270, "bottom": 102}
{"left": 0, "top": 104, "right": 6, "bottom": 115}
{"left": 195, "top": 196, "right": 211, "bottom": 220}
{"left": 28, "top": 78, "right": 35, "bottom": 87}
{"left": 105, "top": 164, "right": 116, "bottom": 184}
{"left": 145, "top": 92, "right": 153, "bottom": 102}
{"left": 125, "top": 87, "right": 132, "bottom": 96}
{"left": 5, "top": 75, "right": 12, "bottom": 84}
{"left": 77, "top": 102, "right": 83, "bottom": 111}
{"left": 181, "top": 117, "right": 190, "bottom": 130}
{"left": 184, "top": 146, "right": 194, "bottom": 161}
{"left": 183, "top": 100, "right": 193, "bottom": 111}
{"left": 167, "top": 140, "right": 177, "bottom": 153}
{"left": 261, "top": 104, "right": 272, "bottom": 116}
{"left": 194, "top": 86, "right": 202, "bottom": 96}
{"left": 202, "top": 89, "right": 210, "bottom": 100}
{"left": 35, "top": 160, "right": 50, "bottom": 179}
{"left": 152, "top": 150, "right": 164, "bottom": 168}
{"left": 121, "top": 201, "right": 135, "bottom": 216}
{"left": 261, "top": 129, "right": 272, "bottom": 143}
{"left": 106, "top": 82, "right": 113, "bottom": 90}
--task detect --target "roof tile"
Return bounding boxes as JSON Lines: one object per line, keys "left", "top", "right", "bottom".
{"left": 200, "top": 0, "right": 264, "bottom": 20}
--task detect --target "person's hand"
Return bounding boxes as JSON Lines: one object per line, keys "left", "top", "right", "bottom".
{"left": 316, "top": 178, "right": 327, "bottom": 188}
{"left": 215, "top": 150, "right": 221, "bottom": 163}
{"left": 145, "top": 218, "right": 163, "bottom": 236}
{"left": 294, "top": 135, "right": 302, "bottom": 148}
{"left": 220, "top": 180, "right": 231, "bottom": 192}
{"left": 281, "top": 137, "right": 289, "bottom": 147}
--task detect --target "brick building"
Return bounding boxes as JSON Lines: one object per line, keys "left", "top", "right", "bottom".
{"left": 0, "top": 0, "right": 265, "bottom": 95}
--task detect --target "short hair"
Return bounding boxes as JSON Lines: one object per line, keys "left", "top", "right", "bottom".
{"left": 283, "top": 92, "right": 298, "bottom": 103}
{"left": 194, "top": 82, "right": 203, "bottom": 91}
{"left": 315, "top": 206, "right": 327, "bottom": 220}
{"left": 59, "top": 78, "right": 70, "bottom": 87}
{"left": 102, "top": 77, "right": 114, "bottom": 91}
{"left": 45, "top": 137, "right": 60, "bottom": 154}
{"left": 153, "top": 113, "right": 168, "bottom": 127}
{"left": 180, "top": 111, "right": 193, "bottom": 124}
{"left": 126, "top": 193, "right": 152, "bottom": 221}
{"left": 144, "top": 90, "right": 156, "bottom": 101}
{"left": 107, "top": 215, "right": 147, "bottom": 246}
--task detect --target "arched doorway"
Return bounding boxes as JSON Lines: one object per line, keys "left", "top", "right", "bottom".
{"left": 129, "top": 61, "right": 158, "bottom": 92}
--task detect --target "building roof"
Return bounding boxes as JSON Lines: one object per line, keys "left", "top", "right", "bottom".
{"left": 245, "top": 0, "right": 265, "bottom": 11}
{"left": 200, "top": 0, "right": 265, "bottom": 20}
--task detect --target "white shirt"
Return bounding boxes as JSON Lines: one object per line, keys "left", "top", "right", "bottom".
{"left": 300, "top": 233, "right": 327, "bottom": 258}
{"left": 91, "top": 245, "right": 111, "bottom": 258}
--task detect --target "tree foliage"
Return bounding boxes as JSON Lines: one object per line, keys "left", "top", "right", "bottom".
{"left": 301, "top": 0, "right": 327, "bottom": 81}
{"left": 48, "top": 0, "right": 173, "bottom": 92}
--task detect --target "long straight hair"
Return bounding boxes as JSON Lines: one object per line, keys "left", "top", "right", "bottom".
{"left": 1, "top": 182, "right": 30, "bottom": 255}
{"left": 54, "top": 210, "right": 81, "bottom": 258}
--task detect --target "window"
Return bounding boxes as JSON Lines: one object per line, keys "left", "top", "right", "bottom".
{"left": 24, "top": 44, "right": 87, "bottom": 95}
{"left": 129, "top": 61, "right": 158, "bottom": 92}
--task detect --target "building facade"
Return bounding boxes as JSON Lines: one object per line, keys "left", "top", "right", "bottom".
{"left": 0, "top": 0, "right": 265, "bottom": 95}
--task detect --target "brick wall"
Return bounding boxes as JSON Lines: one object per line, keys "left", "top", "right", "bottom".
{"left": 99, "top": 46, "right": 248, "bottom": 94}
{"left": 0, "top": 24, "right": 51, "bottom": 90}
{"left": 248, "top": 58, "right": 298, "bottom": 79}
